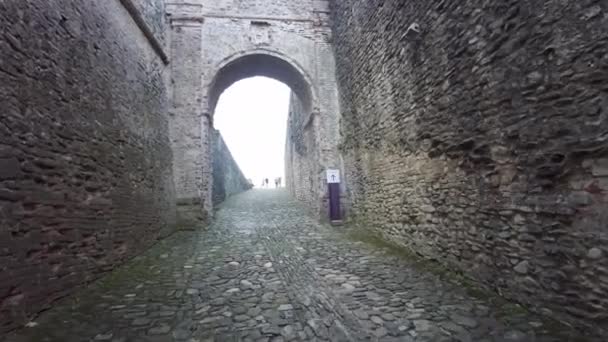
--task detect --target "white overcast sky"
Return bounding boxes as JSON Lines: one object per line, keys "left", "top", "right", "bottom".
{"left": 214, "top": 77, "right": 290, "bottom": 187}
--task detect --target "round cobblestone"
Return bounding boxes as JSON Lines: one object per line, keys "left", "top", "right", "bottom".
{"left": 4, "top": 190, "right": 591, "bottom": 341}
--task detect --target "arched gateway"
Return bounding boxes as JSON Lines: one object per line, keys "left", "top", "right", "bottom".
{"left": 207, "top": 51, "right": 316, "bottom": 117}
{"left": 166, "top": 0, "right": 341, "bottom": 224}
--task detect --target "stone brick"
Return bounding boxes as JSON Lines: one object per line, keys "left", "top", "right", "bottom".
{"left": 589, "top": 158, "right": 608, "bottom": 176}
{"left": 0, "top": 158, "right": 21, "bottom": 180}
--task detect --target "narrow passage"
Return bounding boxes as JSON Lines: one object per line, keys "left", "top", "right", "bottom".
{"left": 8, "top": 190, "right": 582, "bottom": 342}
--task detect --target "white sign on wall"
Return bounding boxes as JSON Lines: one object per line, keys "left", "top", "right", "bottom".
{"left": 326, "top": 169, "right": 340, "bottom": 183}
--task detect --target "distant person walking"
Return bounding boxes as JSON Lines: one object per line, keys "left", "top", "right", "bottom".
{"left": 264, "top": 178, "right": 269, "bottom": 188}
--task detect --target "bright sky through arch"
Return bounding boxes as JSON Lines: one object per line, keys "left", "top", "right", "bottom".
{"left": 214, "top": 77, "right": 291, "bottom": 188}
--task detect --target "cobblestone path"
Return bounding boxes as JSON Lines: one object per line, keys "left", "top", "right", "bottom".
{"left": 7, "top": 190, "right": 588, "bottom": 342}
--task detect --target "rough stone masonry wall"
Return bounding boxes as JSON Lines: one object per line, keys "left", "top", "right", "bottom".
{"left": 331, "top": 0, "right": 608, "bottom": 334}
{"left": 212, "top": 130, "right": 251, "bottom": 206}
{"left": 131, "top": 0, "right": 167, "bottom": 45}
{"left": 285, "top": 92, "right": 324, "bottom": 217}
{"left": 0, "top": 0, "right": 175, "bottom": 333}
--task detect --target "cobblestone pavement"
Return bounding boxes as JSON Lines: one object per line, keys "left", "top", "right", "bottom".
{"left": 7, "top": 190, "right": 591, "bottom": 342}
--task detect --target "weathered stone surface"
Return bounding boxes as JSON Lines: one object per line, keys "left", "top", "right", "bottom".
{"left": 514, "top": 261, "right": 529, "bottom": 275}
{"left": 2, "top": 0, "right": 606, "bottom": 339}
{"left": 285, "top": 91, "right": 344, "bottom": 219}
{"left": 4, "top": 190, "right": 584, "bottom": 341}
{"left": 212, "top": 129, "right": 252, "bottom": 206}
{"left": 167, "top": 0, "right": 341, "bottom": 220}
{"left": 331, "top": 0, "right": 608, "bottom": 335}
{"left": 587, "top": 248, "right": 603, "bottom": 260}
{"left": 0, "top": 0, "right": 175, "bottom": 334}
{"left": 130, "top": 0, "right": 166, "bottom": 45}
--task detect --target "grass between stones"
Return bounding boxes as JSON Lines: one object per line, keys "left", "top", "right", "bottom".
{"left": 14, "top": 230, "right": 197, "bottom": 337}
{"left": 343, "top": 224, "right": 582, "bottom": 340}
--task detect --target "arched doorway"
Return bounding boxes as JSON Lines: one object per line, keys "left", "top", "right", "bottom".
{"left": 200, "top": 52, "right": 323, "bottom": 217}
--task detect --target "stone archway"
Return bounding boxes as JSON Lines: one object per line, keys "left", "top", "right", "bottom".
{"left": 167, "top": 1, "right": 341, "bottom": 225}
{"left": 205, "top": 50, "right": 318, "bottom": 118}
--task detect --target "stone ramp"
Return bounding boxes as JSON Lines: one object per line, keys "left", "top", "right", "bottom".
{"left": 6, "top": 190, "right": 590, "bottom": 341}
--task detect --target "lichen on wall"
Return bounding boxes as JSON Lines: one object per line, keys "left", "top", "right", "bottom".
{"left": 331, "top": 0, "right": 608, "bottom": 335}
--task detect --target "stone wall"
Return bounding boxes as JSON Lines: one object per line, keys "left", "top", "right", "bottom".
{"left": 212, "top": 130, "right": 252, "bottom": 205}
{"left": 166, "top": 4, "right": 208, "bottom": 226}
{"left": 285, "top": 92, "right": 335, "bottom": 218}
{"left": 285, "top": 93, "right": 317, "bottom": 211}
{"left": 331, "top": 0, "right": 607, "bottom": 334}
{"left": 0, "top": 0, "right": 175, "bottom": 333}
{"left": 130, "top": 0, "right": 167, "bottom": 45}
